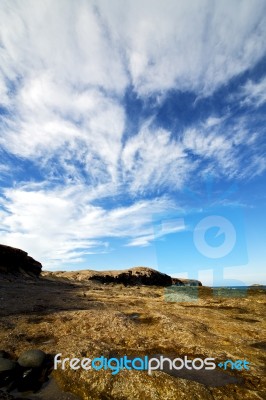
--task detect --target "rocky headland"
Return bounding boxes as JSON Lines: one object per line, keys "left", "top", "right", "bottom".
{"left": 0, "top": 245, "right": 265, "bottom": 400}
{"left": 44, "top": 267, "right": 202, "bottom": 287}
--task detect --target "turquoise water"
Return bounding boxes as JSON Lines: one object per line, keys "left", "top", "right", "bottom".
{"left": 212, "top": 285, "right": 265, "bottom": 298}
{"left": 164, "top": 285, "right": 265, "bottom": 302}
{"left": 212, "top": 286, "right": 266, "bottom": 288}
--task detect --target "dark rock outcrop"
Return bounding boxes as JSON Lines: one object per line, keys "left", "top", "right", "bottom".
{"left": 43, "top": 267, "right": 202, "bottom": 287}
{"left": 172, "top": 277, "right": 202, "bottom": 286}
{"left": 88, "top": 266, "right": 173, "bottom": 286}
{"left": 0, "top": 244, "right": 42, "bottom": 277}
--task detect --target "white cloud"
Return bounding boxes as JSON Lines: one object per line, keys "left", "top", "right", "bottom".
{"left": 0, "top": 74, "right": 10, "bottom": 107}
{"left": 182, "top": 116, "right": 266, "bottom": 180}
{"left": 122, "top": 122, "right": 191, "bottom": 193}
{"left": 0, "top": 75, "right": 125, "bottom": 183}
{"left": 240, "top": 77, "right": 266, "bottom": 107}
{"left": 182, "top": 126, "right": 236, "bottom": 177}
{"left": 98, "top": 0, "right": 266, "bottom": 96}
{"left": 0, "top": 0, "right": 128, "bottom": 92}
{"left": 127, "top": 218, "right": 185, "bottom": 247}
{"left": 0, "top": 0, "right": 265, "bottom": 182}
{"left": 0, "top": 0, "right": 128, "bottom": 185}
{"left": 204, "top": 116, "right": 226, "bottom": 128}
{"left": 0, "top": 184, "right": 174, "bottom": 267}
{"left": 0, "top": 0, "right": 265, "bottom": 268}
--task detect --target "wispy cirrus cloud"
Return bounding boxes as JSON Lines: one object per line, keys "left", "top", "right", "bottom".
{"left": 99, "top": 0, "right": 266, "bottom": 96}
{"left": 121, "top": 123, "right": 192, "bottom": 194}
{"left": 240, "top": 76, "right": 266, "bottom": 108}
{"left": 0, "top": 184, "right": 176, "bottom": 267}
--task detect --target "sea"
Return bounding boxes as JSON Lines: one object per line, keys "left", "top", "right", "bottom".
{"left": 210, "top": 285, "right": 266, "bottom": 298}
{"left": 165, "top": 285, "right": 265, "bottom": 302}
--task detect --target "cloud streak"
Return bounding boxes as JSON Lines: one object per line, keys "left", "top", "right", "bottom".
{"left": 0, "top": 185, "right": 176, "bottom": 267}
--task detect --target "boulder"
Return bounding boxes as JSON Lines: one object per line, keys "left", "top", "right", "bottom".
{"left": 18, "top": 349, "right": 46, "bottom": 368}
{"left": 0, "top": 244, "right": 42, "bottom": 277}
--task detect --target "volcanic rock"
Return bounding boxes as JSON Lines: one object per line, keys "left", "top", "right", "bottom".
{"left": 0, "top": 245, "right": 42, "bottom": 277}
{"left": 172, "top": 277, "right": 202, "bottom": 286}
{"left": 87, "top": 266, "right": 173, "bottom": 286}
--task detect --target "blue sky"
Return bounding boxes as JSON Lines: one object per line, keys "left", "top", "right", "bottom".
{"left": 0, "top": 0, "right": 266, "bottom": 285}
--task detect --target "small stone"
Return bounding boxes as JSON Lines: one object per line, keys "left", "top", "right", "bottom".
{"left": 0, "top": 358, "right": 16, "bottom": 372}
{"left": 18, "top": 349, "right": 46, "bottom": 368}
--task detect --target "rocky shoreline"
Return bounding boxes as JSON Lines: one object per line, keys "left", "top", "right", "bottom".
{"left": 0, "top": 245, "right": 265, "bottom": 399}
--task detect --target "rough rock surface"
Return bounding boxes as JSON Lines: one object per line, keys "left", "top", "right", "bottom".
{"left": 48, "top": 266, "right": 173, "bottom": 286}
{"left": 0, "top": 273, "right": 265, "bottom": 399}
{"left": 44, "top": 268, "right": 202, "bottom": 287}
{"left": 87, "top": 267, "right": 173, "bottom": 286}
{"left": 0, "top": 244, "right": 42, "bottom": 277}
{"left": 172, "top": 277, "right": 202, "bottom": 286}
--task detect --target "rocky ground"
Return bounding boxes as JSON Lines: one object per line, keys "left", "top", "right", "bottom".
{"left": 0, "top": 244, "right": 265, "bottom": 399}
{"left": 0, "top": 270, "right": 265, "bottom": 400}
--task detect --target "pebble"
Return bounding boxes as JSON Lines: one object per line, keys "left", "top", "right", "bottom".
{"left": 18, "top": 349, "right": 46, "bottom": 368}
{"left": 0, "top": 349, "right": 50, "bottom": 397}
